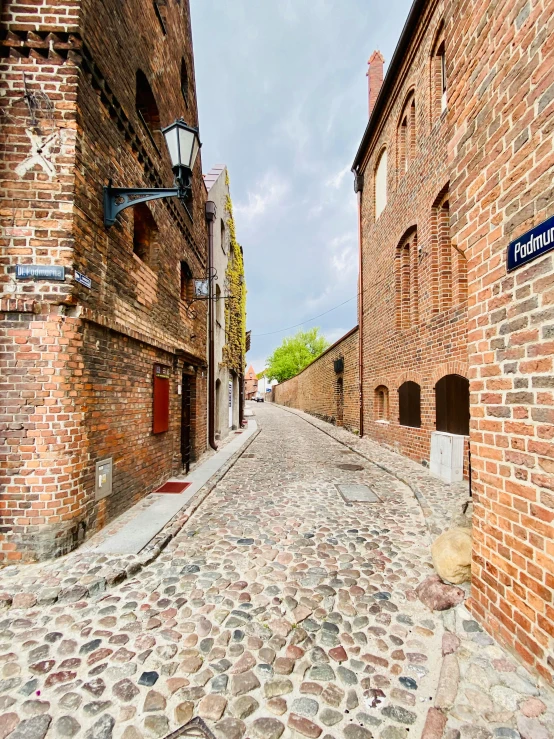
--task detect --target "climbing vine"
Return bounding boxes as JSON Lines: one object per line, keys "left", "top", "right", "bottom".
{"left": 222, "top": 174, "right": 247, "bottom": 375}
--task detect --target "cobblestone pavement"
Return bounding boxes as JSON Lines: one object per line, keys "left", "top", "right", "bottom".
{"left": 0, "top": 403, "right": 552, "bottom": 739}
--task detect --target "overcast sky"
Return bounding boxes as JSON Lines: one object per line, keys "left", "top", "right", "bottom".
{"left": 191, "top": 0, "right": 412, "bottom": 374}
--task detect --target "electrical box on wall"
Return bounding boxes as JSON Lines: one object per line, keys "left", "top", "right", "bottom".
{"left": 95, "top": 458, "right": 113, "bottom": 501}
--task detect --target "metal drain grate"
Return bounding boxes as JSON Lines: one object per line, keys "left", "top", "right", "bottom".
{"left": 164, "top": 717, "right": 217, "bottom": 739}
{"left": 337, "top": 463, "right": 365, "bottom": 471}
{"left": 336, "top": 483, "right": 380, "bottom": 503}
{"left": 242, "top": 453, "right": 255, "bottom": 458}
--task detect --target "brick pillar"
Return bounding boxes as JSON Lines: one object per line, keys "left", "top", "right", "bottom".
{"left": 367, "top": 50, "right": 385, "bottom": 117}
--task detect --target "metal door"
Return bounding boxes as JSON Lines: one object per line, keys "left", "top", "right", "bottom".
{"left": 181, "top": 374, "right": 193, "bottom": 472}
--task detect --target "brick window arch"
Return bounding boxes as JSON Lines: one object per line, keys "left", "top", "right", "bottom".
{"left": 133, "top": 203, "right": 158, "bottom": 267}
{"left": 399, "top": 381, "right": 421, "bottom": 427}
{"left": 374, "top": 147, "right": 387, "bottom": 220}
{"left": 397, "top": 92, "right": 416, "bottom": 176}
{"left": 375, "top": 385, "right": 389, "bottom": 421}
{"left": 435, "top": 374, "right": 469, "bottom": 435}
{"left": 431, "top": 185, "right": 467, "bottom": 311}
{"left": 136, "top": 69, "right": 162, "bottom": 152}
{"left": 395, "top": 227, "right": 418, "bottom": 329}
{"left": 431, "top": 23, "right": 447, "bottom": 120}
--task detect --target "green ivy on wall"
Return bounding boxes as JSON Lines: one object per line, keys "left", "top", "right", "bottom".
{"left": 222, "top": 176, "right": 246, "bottom": 375}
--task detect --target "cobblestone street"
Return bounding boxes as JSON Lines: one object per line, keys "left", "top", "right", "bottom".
{"left": 0, "top": 403, "right": 552, "bottom": 739}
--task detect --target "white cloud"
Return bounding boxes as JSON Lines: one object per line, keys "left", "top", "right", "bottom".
{"left": 234, "top": 171, "right": 289, "bottom": 222}
{"left": 329, "top": 232, "right": 358, "bottom": 276}
{"left": 326, "top": 164, "right": 351, "bottom": 190}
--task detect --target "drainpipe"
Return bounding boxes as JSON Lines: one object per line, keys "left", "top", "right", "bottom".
{"left": 355, "top": 173, "right": 364, "bottom": 437}
{"left": 205, "top": 200, "right": 218, "bottom": 451}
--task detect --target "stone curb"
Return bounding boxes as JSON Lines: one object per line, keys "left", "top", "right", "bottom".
{"left": 0, "top": 426, "right": 262, "bottom": 611}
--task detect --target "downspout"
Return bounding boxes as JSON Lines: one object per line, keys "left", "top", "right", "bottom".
{"left": 205, "top": 200, "right": 218, "bottom": 451}
{"left": 355, "top": 173, "right": 364, "bottom": 437}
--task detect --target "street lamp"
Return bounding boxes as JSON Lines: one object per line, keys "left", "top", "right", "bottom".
{"left": 103, "top": 118, "right": 201, "bottom": 227}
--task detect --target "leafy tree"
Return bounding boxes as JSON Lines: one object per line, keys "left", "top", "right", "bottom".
{"left": 265, "top": 328, "right": 329, "bottom": 383}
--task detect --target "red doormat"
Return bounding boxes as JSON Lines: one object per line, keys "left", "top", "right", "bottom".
{"left": 155, "top": 481, "right": 192, "bottom": 494}
{"left": 235, "top": 431, "right": 243, "bottom": 434}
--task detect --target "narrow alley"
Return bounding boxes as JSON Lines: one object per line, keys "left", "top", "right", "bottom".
{"left": 0, "top": 403, "right": 551, "bottom": 739}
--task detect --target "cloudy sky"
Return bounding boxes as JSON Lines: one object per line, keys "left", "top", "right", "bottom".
{"left": 191, "top": 0, "right": 412, "bottom": 374}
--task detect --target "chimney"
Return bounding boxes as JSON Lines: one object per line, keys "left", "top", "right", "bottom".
{"left": 367, "top": 50, "right": 385, "bottom": 117}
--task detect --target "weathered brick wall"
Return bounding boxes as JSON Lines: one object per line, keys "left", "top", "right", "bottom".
{"left": 356, "top": 0, "right": 469, "bottom": 468}
{"left": 273, "top": 327, "right": 359, "bottom": 432}
{"left": 448, "top": 0, "right": 554, "bottom": 682}
{"left": 0, "top": 0, "right": 208, "bottom": 561}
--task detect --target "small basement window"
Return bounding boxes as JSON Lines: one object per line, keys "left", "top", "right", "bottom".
{"left": 180, "top": 261, "right": 193, "bottom": 302}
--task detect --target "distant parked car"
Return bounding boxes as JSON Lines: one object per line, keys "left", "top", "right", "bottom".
{"left": 255, "top": 395, "right": 264, "bottom": 402}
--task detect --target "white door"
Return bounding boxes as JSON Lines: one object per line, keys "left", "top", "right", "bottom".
{"left": 228, "top": 381, "right": 233, "bottom": 428}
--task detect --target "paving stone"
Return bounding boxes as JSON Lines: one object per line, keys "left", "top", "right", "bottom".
{"left": 308, "top": 664, "right": 335, "bottom": 681}
{"left": 53, "top": 716, "right": 81, "bottom": 738}
{"left": 267, "top": 697, "right": 287, "bottom": 715}
{"left": 214, "top": 718, "right": 246, "bottom": 739}
{"left": 343, "top": 726, "right": 374, "bottom": 739}
{"left": 381, "top": 704, "right": 417, "bottom": 725}
{"left": 264, "top": 678, "right": 293, "bottom": 697}
{"left": 232, "top": 695, "right": 259, "bottom": 719}
{"left": 198, "top": 693, "right": 228, "bottom": 720}
{"left": 319, "top": 708, "right": 342, "bottom": 726}
{"left": 0, "top": 714, "right": 20, "bottom": 739}
{"left": 9, "top": 715, "right": 52, "bottom": 739}
{"left": 250, "top": 717, "right": 285, "bottom": 739}
{"left": 291, "top": 697, "right": 319, "bottom": 718}
{"left": 321, "top": 683, "right": 345, "bottom": 707}
{"left": 288, "top": 714, "right": 322, "bottom": 738}
{"left": 143, "top": 690, "right": 166, "bottom": 712}
{"left": 143, "top": 715, "right": 169, "bottom": 738}
{"left": 231, "top": 670, "right": 260, "bottom": 696}
{"left": 174, "top": 701, "right": 194, "bottom": 724}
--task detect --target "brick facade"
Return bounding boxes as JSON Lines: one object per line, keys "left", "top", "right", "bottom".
{"left": 447, "top": 0, "right": 554, "bottom": 683}
{"left": 0, "top": 0, "right": 208, "bottom": 562}
{"left": 273, "top": 327, "right": 359, "bottom": 433}
{"left": 353, "top": 0, "right": 469, "bottom": 469}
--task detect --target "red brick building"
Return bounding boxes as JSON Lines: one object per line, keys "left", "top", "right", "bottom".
{"left": 448, "top": 0, "right": 554, "bottom": 683}
{"left": 244, "top": 364, "right": 258, "bottom": 400}
{"left": 0, "top": 0, "right": 208, "bottom": 562}
{"left": 353, "top": 0, "right": 469, "bottom": 474}
{"left": 352, "top": 0, "right": 554, "bottom": 681}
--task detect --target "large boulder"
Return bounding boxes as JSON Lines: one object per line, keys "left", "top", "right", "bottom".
{"left": 416, "top": 574, "right": 465, "bottom": 611}
{"left": 431, "top": 526, "right": 472, "bottom": 584}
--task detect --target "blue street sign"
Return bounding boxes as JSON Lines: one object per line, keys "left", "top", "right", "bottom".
{"left": 75, "top": 270, "right": 92, "bottom": 289}
{"left": 16, "top": 264, "right": 65, "bottom": 281}
{"left": 507, "top": 214, "right": 554, "bottom": 272}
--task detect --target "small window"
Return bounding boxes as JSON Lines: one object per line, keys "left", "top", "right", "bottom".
{"left": 216, "top": 283, "right": 224, "bottom": 326}
{"left": 180, "top": 261, "right": 193, "bottom": 302}
{"left": 133, "top": 203, "right": 158, "bottom": 266}
{"left": 440, "top": 45, "right": 447, "bottom": 112}
{"left": 399, "top": 381, "right": 421, "bottom": 427}
{"left": 181, "top": 58, "right": 189, "bottom": 108}
{"left": 136, "top": 70, "right": 162, "bottom": 152}
{"left": 220, "top": 219, "right": 226, "bottom": 254}
{"left": 375, "top": 385, "right": 389, "bottom": 421}
{"left": 375, "top": 148, "right": 387, "bottom": 220}
{"left": 395, "top": 228, "right": 418, "bottom": 329}
{"left": 398, "top": 94, "right": 416, "bottom": 176}
{"left": 431, "top": 26, "right": 447, "bottom": 120}
{"left": 435, "top": 374, "right": 469, "bottom": 435}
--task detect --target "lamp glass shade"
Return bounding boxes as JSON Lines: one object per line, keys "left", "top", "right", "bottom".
{"left": 162, "top": 120, "right": 201, "bottom": 171}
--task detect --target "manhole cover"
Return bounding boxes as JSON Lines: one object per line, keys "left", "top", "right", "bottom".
{"left": 164, "top": 717, "right": 217, "bottom": 738}
{"left": 336, "top": 483, "right": 380, "bottom": 503}
{"left": 337, "top": 463, "right": 364, "bottom": 471}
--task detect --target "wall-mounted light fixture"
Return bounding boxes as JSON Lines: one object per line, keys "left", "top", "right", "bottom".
{"left": 103, "top": 119, "right": 201, "bottom": 227}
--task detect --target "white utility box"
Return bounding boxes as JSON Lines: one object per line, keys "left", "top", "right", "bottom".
{"left": 430, "top": 431, "right": 465, "bottom": 483}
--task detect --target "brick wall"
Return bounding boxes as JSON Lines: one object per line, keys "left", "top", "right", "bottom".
{"left": 354, "top": 0, "right": 469, "bottom": 469}
{"left": 0, "top": 0, "right": 208, "bottom": 562}
{"left": 273, "top": 327, "right": 359, "bottom": 433}
{"left": 448, "top": 0, "right": 554, "bottom": 682}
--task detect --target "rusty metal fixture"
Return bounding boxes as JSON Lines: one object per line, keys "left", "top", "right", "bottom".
{"left": 163, "top": 717, "right": 217, "bottom": 739}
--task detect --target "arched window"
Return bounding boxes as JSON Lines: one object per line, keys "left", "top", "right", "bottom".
{"left": 375, "top": 148, "right": 387, "bottom": 220}
{"left": 180, "top": 260, "right": 193, "bottom": 302}
{"left": 431, "top": 25, "right": 447, "bottom": 120}
{"left": 136, "top": 69, "right": 161, "bottom": 152}
{"left": 435, "top": 374, "right": 469, "bottom": 435}
{"left": 220, "top": 219, "right": 227, "bottom": 254}
{"left": 375, "top": 385, "right": 389, "bottom": 421}
{"left": 133, "top": 203, "right": 158, "bottom": 267}
{"left": 398, "top": 381, "right": 421, "bottom": 427}
{"left": 395, "top": 228, "right": 418, "bottom": 329}
{"left": 181, "top": 58, "right": 189, "bottom": 108}
{"left": 398, "top": 93, "right": 416, "bottom": 176}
